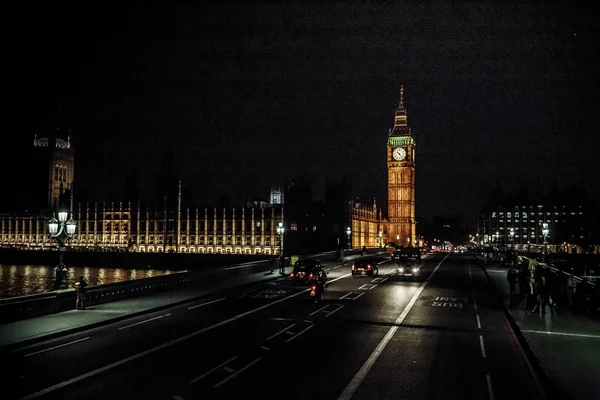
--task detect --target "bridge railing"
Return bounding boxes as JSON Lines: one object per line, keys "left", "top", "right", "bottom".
{"left": 0, "top": 250, "right": 348, "bottom": 323}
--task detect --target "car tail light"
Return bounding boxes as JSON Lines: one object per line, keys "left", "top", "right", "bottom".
{"left": 290, "top": 273, "right": 294, "bottom": 278}
{"left": 309, "top": 273, "right": 313, "bottom": 278}
{"left": 312, "top": 286, "right": 316, "bottom": 290}
{"left": 367, "top": 264, "right": 371, "bottom": 270}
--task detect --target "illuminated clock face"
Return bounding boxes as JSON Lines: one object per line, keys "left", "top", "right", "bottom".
{"left": 392, "top": 147, "right": 406, "bottom": 161}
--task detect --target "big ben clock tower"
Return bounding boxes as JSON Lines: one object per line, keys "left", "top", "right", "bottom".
{"left": 387, "top": 85, "right": 416, "bottom": 247}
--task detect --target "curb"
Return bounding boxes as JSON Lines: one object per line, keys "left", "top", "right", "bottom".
{"left": 476, "top": 257, "right": 557, "bottom": 400}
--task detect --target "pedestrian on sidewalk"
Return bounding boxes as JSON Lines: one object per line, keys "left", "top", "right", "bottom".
{"left": 532, "top": 276, "right": 549, "bottom": 314}
{"left": 507, "top": 267, "right": 518, "bottom": 295}
{"left": 75, "top": 275, "right": 87, "bottom": 310}
{"left": 577, "top": 278, "right": 593, "bottom": 313}
{"left": 279, "top": 255, "right": 286, "bottom": 274}
{"left": 526, "top": 276, "right": 536, "bottom": 310}
{"left": 566, "top": 270, "right": 577, "bottom": 307}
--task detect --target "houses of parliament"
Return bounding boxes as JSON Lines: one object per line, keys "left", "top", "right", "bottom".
{"left": 0, "top": 87, "right": 420, "bottom": 255}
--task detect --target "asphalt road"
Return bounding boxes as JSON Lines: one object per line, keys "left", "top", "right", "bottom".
{"left": 4, "top": 253, "right": 548, "bottom": 400}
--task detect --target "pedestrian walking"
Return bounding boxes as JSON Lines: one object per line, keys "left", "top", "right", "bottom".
{"left": 566, "top": 271, "right": 577, "bottom": 307}
{"left": 532, "top": 276, "right": 549, "bottom": 314}
{"left": 279, "top": 255, "right": 286, "bottom": 274}
{"left": 526, "top": 277, "right": 536, "bottom": 310}
{"left": 577, "top": 278, "right": 593, "bottom": 313}
{"left": 75, "top": 275, "right": 87, "bottom": 310}
{"left": 507, "top": 267, "right": 518, "bottom": 295}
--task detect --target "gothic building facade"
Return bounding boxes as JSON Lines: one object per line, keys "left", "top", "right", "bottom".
{"left": 1, "top": 86, "right": 420, "bottom": 254}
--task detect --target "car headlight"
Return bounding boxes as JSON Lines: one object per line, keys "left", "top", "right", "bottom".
{"left": 412, "top": 268, "right": 418, "bottom": 273}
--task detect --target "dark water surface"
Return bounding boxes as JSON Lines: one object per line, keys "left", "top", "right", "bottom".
{"left": 0, "top": 264, "right": 179, "bottom": 298}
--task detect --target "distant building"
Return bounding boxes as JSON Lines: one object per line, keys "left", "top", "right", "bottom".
{"left": 478, "top": 183, "right": 599, "bottom": 254}
{"left": 1, "top": 86, "right": 425, "bottom": 255}
{"left": 31, "top": 126, "right": 75, "bottom": 212}
{"left": 1, "top": 182, "right": 285, "bottom": 255}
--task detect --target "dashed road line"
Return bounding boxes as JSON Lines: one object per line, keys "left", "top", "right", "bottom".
{"left": 476, "top": 314, "right": 481, "bottom": 329}
{"left": 486, "top": 374, "right": 495, "bottom": 400}
{"left": 187, "top": 297, "right": 226, "bottom": 310}
{"left": 309, "top": 304, "right": 330, "bottom": 316}
{"left": 213, "top": 357, "right": 263, "bottom": 388}
{"left": 479, "top": 335, "right": 487, "bottom": 358}
{"left": 265, "top": 324, "right": 295, "bottom": 341}
{"left": 285, "top": 325, "right": 314, "bottom": 343}
{"left": 118, "top": 315, "right": 165, "bottom": 330}
{"left": 189, "top": 356, "right": 238, "bottom": 384}
{"left": 24, "top": 337, "right": 91, "bottom": 357}
{"left": 325, "top": 305, "right": 344, "bottom": 317}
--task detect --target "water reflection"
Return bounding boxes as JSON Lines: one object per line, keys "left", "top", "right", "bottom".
{"left": 0, "top": 264, "right": 180, "bottom": 298}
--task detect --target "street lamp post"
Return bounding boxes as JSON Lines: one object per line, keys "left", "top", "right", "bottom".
{"left": 346, "top": 227, "right": 351, "bottom": 249}
{"left": 542, "top": 222, "right": 549, "bottom": 263}
{"left": 276, "top": 222, "right": 285, "bottom": 256}
{"left": 48, "top": 210, "right": 77, "bottom": 290}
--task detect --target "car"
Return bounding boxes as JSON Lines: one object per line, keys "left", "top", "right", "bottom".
{"left": 351, "top": 258, "right": 379, "bottom": 277}
{"left": 396, "top": 258, "right": 420, "bottom": 276}
{"left": 290, "top": 259, "right": 327, "bottom": 285}
{"left": 391, "top": 246, "right": 422, "bottom": 261}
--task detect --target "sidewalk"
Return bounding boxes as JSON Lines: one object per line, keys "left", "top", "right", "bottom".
{"left": 481, "top": 260, "right": 600, "bottom": 400}
{"left": 0, "top": 256, "right": 359, "bottom": 352}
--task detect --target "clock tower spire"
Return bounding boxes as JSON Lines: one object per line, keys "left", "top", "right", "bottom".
{"left": 387, "top": 85, "right": 416, "bottom": 248}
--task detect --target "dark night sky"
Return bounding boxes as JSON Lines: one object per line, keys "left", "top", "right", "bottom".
{"left": 5, "top": 1, "right": 599, "bottom": 228}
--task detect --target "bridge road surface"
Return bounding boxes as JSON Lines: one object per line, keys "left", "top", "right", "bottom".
{"left": 3, "top": 254, "right": 548, "bottom": 400}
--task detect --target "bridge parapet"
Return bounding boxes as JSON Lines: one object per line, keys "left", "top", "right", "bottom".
{"left": 0, "top": 250, "right": 344, "bottom": 323}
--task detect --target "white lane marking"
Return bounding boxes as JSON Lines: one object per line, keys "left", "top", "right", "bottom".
{"left": 260, "top": 346, "right": 270, "bottom": 351}
{"left": 223, "top": 366, "right": 234, "bottom": 373}
{"left": 19, "top": 272, "right": 353, "bottom": 400}
{"left": 165, "top": 313, "right": 171, "bottom": 317}
{"left": 173, "top": 396, "right": 186, "bottom": 400}
{"left": 118, "top": 315, "right": 165, "bottom": 330}
{"left": 339, "top": 292, "right": 355, "bottom": 300}
{"left": 24, "top": 337, "right": 91, "bottom": 357}
{"left": 486, "top": 374, "right": 495, "bottom": 400}
{"left": 213, "top": 357, "right": 263, "bottom": 388}
{"left": 309, "top": 304, "right": 330, "bottom": 316}
{"left": 286, "top": 331, "right": 295, "bottom": 335}
{"left": 351, "top": 292, "right": 365, "bottom": 301}
{"left": 187, "top": 297, "right": 226, "bottom": 310}
{"left": 189, "top": 356, "right": 238, "bottom": 384}
{"left": 285, "top": 324, "right": 314, "bottom": 343}
{"left": 358, "top": 283, "right": 377, "bottom": 290}
{"left": 476, "top": 314, "right": 482, "bottom": 329}
{"left": 266, "top": 324, "right": 296, "bottom": 341}
{"left": 326, "top": 305, "right": 344, "bottom": 317}
{"left": 479, "top": 335, "right": 487, "bottom": 358}
{"left": 521, "top": 330, "right": 600, "bottom": 339}
{"left": 337, "top": 255, "right": 447, "bottom": 400}
{"left": 474, "top": 299, "right": 478, "bottom": 310}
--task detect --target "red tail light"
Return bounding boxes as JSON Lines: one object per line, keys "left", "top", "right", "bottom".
{"left": 312, "top": 286, "right": 316, "bottom": 290}
{"left": 367, "top": 264, "right": 371, "bottom": 270}
{"left": 290, "top": 273, "right": 294, "bottom": 278}
{"left": 309, "top": 273, "right": 313, "bottom": 278}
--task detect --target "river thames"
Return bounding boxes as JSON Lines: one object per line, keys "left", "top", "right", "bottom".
{"left": 0, "top": 264, "right": 180, "bottom": 298}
